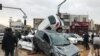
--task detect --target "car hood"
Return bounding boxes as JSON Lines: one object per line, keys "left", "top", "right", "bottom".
{"left": 54, "top": 44, "right": 80, "bottom": 56}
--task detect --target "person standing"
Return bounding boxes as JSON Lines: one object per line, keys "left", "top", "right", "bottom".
{"left": 91, "top": 33, "right": 94, "bottom": 44}
{"left": 93, "top": 35, "right": 100, "bottom": 56}
{"left": 83, "top": 32, "right": 90, "bottom": 50}
{"left": 1, "top": 28, "right": 17, "bottom": 56}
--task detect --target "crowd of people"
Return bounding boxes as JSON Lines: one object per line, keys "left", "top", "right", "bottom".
{"left": 1, "top": 27, "right": 100, "bottom": 56}
{"left": 83, "top": 32, "right": 100, "bottom": 56}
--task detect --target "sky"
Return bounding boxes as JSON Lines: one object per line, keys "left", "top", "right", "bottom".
{"left": 0, "top": 0, "right": 100, "bottom": 27}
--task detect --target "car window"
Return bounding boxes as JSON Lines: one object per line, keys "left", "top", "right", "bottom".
{"left": 22, "top": 38, "right": 28, "bottom": 42}
{"left": 38, "top": 31, "right": 44, "bottom": 38}
{"left": 70, "top": 35, "right": 77, "bottom": 38}
{"left": 27, "top": 38, "right": 32, "bottom": 42}
{"left": 48, "top": 15, "right": 56, "bottom": 24}
{"left": 74, "top": 34, "right": 81, "bottom": 38}
{"left": 43, "top": 33, "right": 50, "bottom": 44}
{"left": 45, "top": 26, "right": 51, "bottom": 30}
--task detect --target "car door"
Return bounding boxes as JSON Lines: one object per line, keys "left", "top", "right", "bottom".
{"left": 26, "top": 38, "right": 33, "bottom": 50}
{"left": 36, "top": 31, "right": 44, "bottom": 50}
{"left": 42, "top": 33, "right": 51, "bottom": 55}
{"left": 21, "top": 38, "right": 29, "bottom": 49}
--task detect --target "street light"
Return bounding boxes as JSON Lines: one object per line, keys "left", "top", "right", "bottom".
{"left": 3, "top": 6, "right": 27, "bottom": 26}
{"left": 57, "top": 0, "right": 66, "bottom": 19}
{"left": 0, "top": 4, "right": 2, "bottom": 10}
{"left": 0, "top": 4, "right": 27, "bottom": 26}
{"left": 9, "top": 17, "right": 12, "bottom": 27}
{"left": 23, "top": 15, "right": 27, "bottom": 25}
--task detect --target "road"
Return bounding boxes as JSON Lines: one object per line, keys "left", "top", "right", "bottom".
{"left": 0, "top": 44, "right": 94, "bottom": 56}
{"left": 0, "top": 44, "right": 45, "bottom": 56}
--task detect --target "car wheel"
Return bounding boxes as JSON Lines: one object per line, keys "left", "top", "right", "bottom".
{"left": 34, "top": 42, "right": 41, "bottom": 52}
{"left": 51, "top": 53, "right": 55, "bottom": 56}
{"left": 18, "top": 44, "right": 22, "bottom": 49}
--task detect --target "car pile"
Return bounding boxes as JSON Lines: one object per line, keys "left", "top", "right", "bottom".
{"left": 18, "top": 33, "right": 34, "bottom": 51}
{"left": 33, "top": 30, "right": 80, "bottom": 56}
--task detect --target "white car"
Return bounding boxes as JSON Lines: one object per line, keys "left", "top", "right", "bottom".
{"left": 0, "top": 33, "right": 4, "bottom": 43}
{"left": 18, "top": 37, "right": 33, "bottom": 51}
{"left": 89, "top": 32, "right": 96, "bottom": 41}
{"left": 21, "top": 32, "right": 34, "bottom": 38}
{"left": 67, "top": 36, "right": 78, "bottom": 44}
{"left": 70, "top": 34, "right": 83, "bottom": 42}
{"left": 65, "top": 34, "right": 83, "bottom": 44}
{"left": 65, "top": 34, "right": 77, "bottom": 44}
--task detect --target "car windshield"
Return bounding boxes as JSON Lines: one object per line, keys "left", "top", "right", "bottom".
{"left": 74, "top": 34, "right": 81, "bottom": 38}
{"left": 50, "top": 33, "right": 70, "bottom": 46}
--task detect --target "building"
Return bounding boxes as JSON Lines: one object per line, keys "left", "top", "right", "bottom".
{"left": 94, "top": 24, "right": 100, "bottom": 33}
{"left": 61, "top": 13, "right": 89, "bottom": 35}
{"left": 61, "top": 13, "right": 70, "bottom": 33}
{"left": 0, "top": 24, "right": 7, "bottom": 33}
{"left": 89, "top": 19, "right": 95, "bottom": 31}
{"left": 10, "top": 19, "right": 24, "bottom": 31}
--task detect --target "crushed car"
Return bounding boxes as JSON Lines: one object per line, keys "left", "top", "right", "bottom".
{"left": 33, "top": 30, "right": 80, "bottom": 56}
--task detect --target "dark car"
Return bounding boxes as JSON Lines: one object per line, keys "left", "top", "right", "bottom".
{"left": 34, "top": 30, "right": 80, "bottom": 56}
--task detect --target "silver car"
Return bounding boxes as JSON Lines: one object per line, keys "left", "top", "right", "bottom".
{"left": 18, "top": 37, "right": 33, "bottom": 51}
{"left": 34, "top": 30, "right": 80, "bottom": 56}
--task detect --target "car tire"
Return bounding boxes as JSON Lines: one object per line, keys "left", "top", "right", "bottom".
{"left": 51, "top": 53, "right": 55, "bottom": 56}
{"left": 78, "top": 41, "right": 81, "bottom": 44}
{"left": 18, "top": 44, "right": 22, "bottom": 49}
{"left": 34, "top": 41, "right": 41, "bottom": 52}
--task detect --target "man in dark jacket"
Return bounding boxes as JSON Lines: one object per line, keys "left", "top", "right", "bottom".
{"left": 83, "top": 32, "right": 90, "bottom": 50}
{"left": 2, "top": 28, "right": 17, "bottom": 56}
{"left": 91, "top": 33, "right": 94, "bottom": 44}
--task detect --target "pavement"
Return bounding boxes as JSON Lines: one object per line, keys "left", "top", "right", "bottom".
{"left": 0, "top": 44, "right": 45, "bottom": 56}
{"left": 0, "top": 44, "right": 94, "bottom": 56}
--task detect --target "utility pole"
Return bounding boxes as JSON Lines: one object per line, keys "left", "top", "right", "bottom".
{"left": 0, "top": 4, "right": 27, "bottom": 26}
{"left": 2, "top": 6, "right": 27, "bottom": 26}
{"left": 9, "top": 17, "right": 12, "bottom": 27}
{"left": 57, "top": 0, "right": 66, "bottom": 19}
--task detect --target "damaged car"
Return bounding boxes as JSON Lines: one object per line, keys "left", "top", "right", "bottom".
{"left": 34, "top": 30, "right": 80, "bottom": 56}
